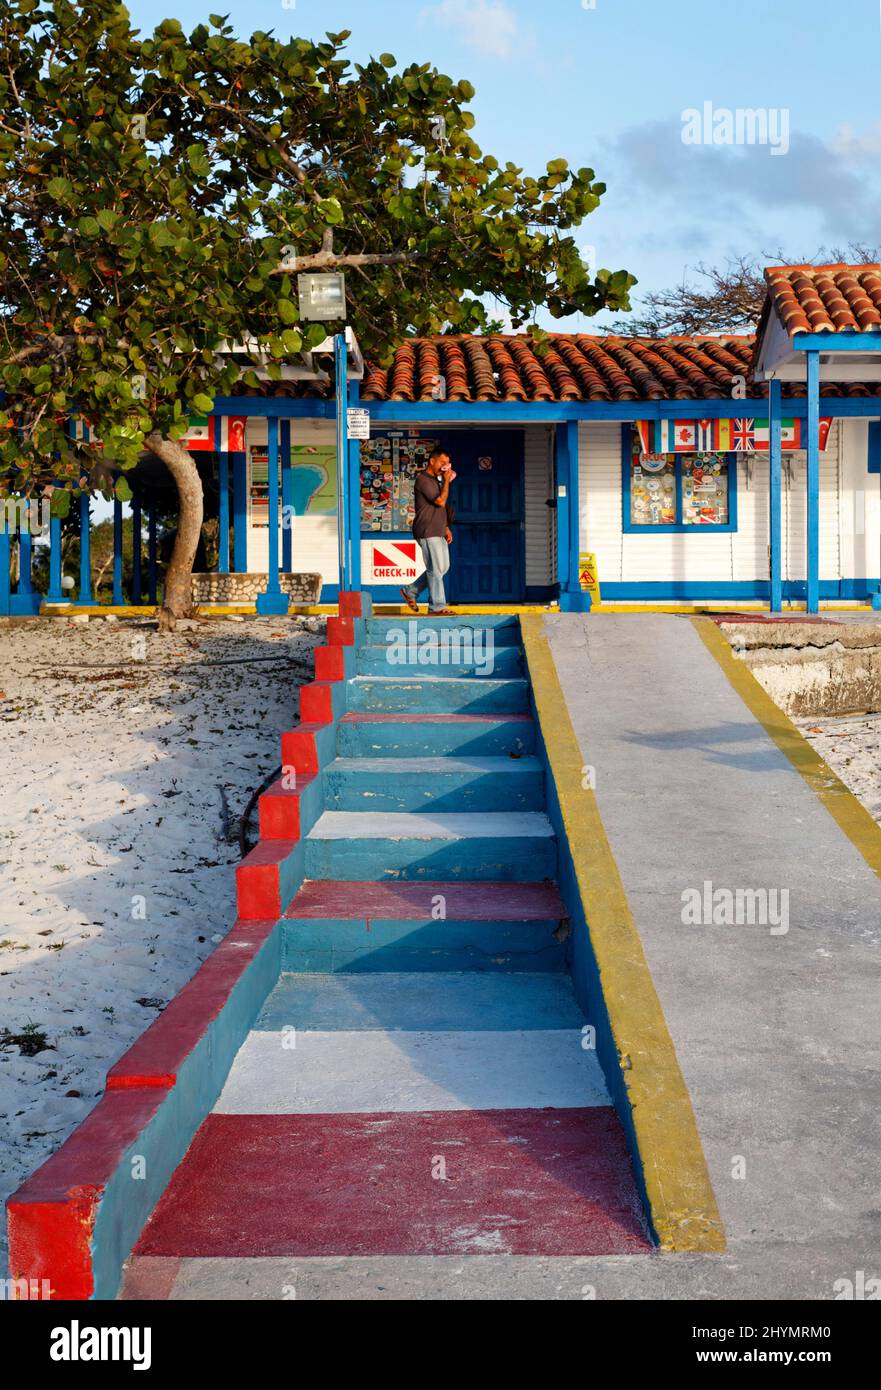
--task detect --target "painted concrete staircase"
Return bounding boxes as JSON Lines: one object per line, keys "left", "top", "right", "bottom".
{"left": 132, "top": 612, "right": 650, "bottom": 1268}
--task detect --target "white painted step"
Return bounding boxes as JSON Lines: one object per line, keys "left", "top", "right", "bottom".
{"left": 214, "top": 1030, "right": 609, "bottom": 1114}
{"left": 307, "top": 811, "right": 554, "bottom": 839}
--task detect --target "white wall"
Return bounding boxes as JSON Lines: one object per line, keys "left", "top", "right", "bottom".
{"left": 579, "top": 418, "right": 876, "bottom": 591}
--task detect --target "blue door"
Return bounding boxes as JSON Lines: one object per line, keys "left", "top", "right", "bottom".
{"left": 439, "top": 431, "right": 524, "bottom": 603}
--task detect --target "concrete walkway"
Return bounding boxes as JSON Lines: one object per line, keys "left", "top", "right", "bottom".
{"left": 542, "top": 612, "right": 881, "bottom": 1298}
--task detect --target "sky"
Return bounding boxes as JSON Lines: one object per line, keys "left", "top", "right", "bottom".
{"left": 127, "top": 0, "right": 881, "bottom": 331}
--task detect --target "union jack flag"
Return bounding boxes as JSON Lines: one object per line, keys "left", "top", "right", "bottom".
{"left": 731, "top": 419, "right": 756, "bottom": 450}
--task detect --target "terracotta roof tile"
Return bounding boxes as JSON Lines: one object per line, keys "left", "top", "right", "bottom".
{"left": 233, "top": 331, "right": 881, "bottom": 403}
{"left": 764, "top": 263, "right": 881, "bottom": 336}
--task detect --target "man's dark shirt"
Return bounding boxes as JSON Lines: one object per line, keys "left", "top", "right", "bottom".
{"left": 412, "top": 469, "right": 450, "bottom": 540}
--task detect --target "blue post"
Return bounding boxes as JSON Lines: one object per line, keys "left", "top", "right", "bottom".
{"left": 78, "top": 492, "right": 93, "bottom": 604}
{"left": 47, "top": 506, "right": 68, "bottom": 604}
{"left": 131, "top": 494, "right": 142, "bottom": 605}
{"left": 18, "top": 526, "right": 33, "bottom": 597}
{"left": 769, "top": 377, "right": 783, "bottom": 613}
{"left": 0, "top": 513, "right": 9, "bottom": 617}
{"left": 566, "top": 418, "right": 588, "bottom": 611}
{"left": 280, "top": 419, "right": 292, "bottom": 574}
{"left": 255, "top": 416, "right": 288, "bottom": 615}
{"left": 347, "top": 381, "right": 362, "bottom": 592}
{"left": 112, "top": 496, "right": 124, "bottom": 606}
{"left": 148, "top": 501, "right": 158, "bottom": 605}
{"left": 334, "top": 333, "right": 350, "bottom": 593}
{"left": 555, "top": 424, "right": 570, "bottom": 606}
{"left": 218, "top": 446, "right": 230, "bottom": 575}
{"left": 232, "top": 450, "right": 248, "bottom": 572}
{"left": 806, "top": 350, "right": 820, "bottom": 613}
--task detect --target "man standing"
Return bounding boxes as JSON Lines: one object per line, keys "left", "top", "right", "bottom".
{"left": 400, "top": 447, "right": 456, "bottom": 615}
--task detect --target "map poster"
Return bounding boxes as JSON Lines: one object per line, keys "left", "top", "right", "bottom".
{"left": 249, "top": 444, "right": 338, "bottom": 527}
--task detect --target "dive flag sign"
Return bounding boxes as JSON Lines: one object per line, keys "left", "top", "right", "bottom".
{"left": 369, "top": 540, "right": 418, "bottom": 582}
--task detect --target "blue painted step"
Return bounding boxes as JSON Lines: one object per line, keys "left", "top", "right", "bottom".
{"left": 281, "top": 880, "right": 567, "bottom": 972}
{"left": 304, "top": 810, "right": 557, "bottom": 881}
{"left": 365, "top": 615, "right": 522, "bottom": 646}
{"left": 356, "top": 644, "right": 524, "bottom": 677}
{"left": 348, "top": 675, "right": 529, "bottom": 715}
{"left": 323, "top": 756, "right": 545, "bottom": 812}
{"left": 336, "top": 712, "right": 536, "bottom": 758}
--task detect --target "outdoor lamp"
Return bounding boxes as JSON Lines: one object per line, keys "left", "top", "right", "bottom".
{"left": 297, "top": 272, "right": 347, "bottom": 322}
{"left": 61, "top": 575, "right": 75, "bottom": 591}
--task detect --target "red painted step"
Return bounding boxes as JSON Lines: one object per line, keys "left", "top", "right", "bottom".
{"left": 134, "top": 1108, "right": 650, "bottom": 1258}
{"left": 285, "top": 879, "right": 566, "bottom": 920}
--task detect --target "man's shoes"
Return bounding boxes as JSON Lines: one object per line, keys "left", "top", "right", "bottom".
{"left": 400, "top": 588, "right": 419, "bottom": 613}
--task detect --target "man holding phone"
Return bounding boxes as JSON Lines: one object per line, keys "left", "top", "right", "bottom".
{"left": 400, "top": 447, "right": 456, "bottom": 615}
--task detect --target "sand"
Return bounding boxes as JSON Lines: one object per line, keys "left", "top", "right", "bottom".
{"left": 798, "top": 713, "right": 881, "bottom": 825}
{"left": 0, "top": 612, "right": 322, "bottom": 1274}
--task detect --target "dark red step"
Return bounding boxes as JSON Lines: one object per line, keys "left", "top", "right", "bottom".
{"left": 284, "top": 879, "right": 566, "bottom": 921}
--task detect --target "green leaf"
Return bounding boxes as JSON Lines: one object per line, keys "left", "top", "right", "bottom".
{"left": 114, "top": 476, "right": 133, "bottom": 502}
{"left": 47, "top": 177, "right": 73, "bottom": 203}
{"left": 380, "top": 53, "right": 396, "bottom": 66}
{"left": 96, "top": 209, "right": 118, "bottom": 232}
{"left": 191, "top": 393, "right": 214, "bottom": 413}
{"left": 278, "top": 297, "right": 298, "bottom": 325}
{"left": 78, "top": 216, "right": 101, "bottom": 238}
{"left": 50, "top": 490, "right": 72, "bottom": 519}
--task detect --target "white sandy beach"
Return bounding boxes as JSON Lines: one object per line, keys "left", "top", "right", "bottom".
{"left": 0, "top": 613, "right": 322, "bottom": 1274}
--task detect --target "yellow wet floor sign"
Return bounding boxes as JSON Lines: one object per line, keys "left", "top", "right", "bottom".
{"left": 579, "top": 551, "right": 601, "bottom": 606}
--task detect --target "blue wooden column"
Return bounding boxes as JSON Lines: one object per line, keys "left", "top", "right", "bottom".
{"left": 47, "top": 509, "right": 68, "bottom": 605}
{"left": 280, "top": 419, "right": 293, "bottom": 574}
{"left": 347, "top": 380, "right": 362, "bottom": 592}
{"left": 0, "top": 514, "right": 9, "bottom": 616}
{"left": 768, "top": 378, "right": 783, "bottom": 612}
{"left": 77, "top": 492, "right": 94, "bottom": 605}
{"left": 112, "top": 495, "right": 124, "bottom": 606}
{"left": 556, "top": 421, "right": 589, "bottom": 612}
{"left": 217, "top": 437, "right": 230, "bottom": 575}
{"left": 806, "top": 350, "right": 820, "bottom": 613}
{"left": 232, "top": 449, "right": 248, "bottom": 572}
{"left": 255, "top": 416, "right": 288, "bottom": 615}
{"left": 18, "top": 526, "right": 33, "bottom": 603}
{"left": 148, "top": 500, "right": 158, "bottom": 604}
{"left": 334, "top": 333, "right": 351, "bottom": 593}
{"left": 131, "top": 494, "right": 142, "bottom": 604}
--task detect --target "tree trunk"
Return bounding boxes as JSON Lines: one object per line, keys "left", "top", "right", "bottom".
{"left": 145, "top": 431, "right": 203, "bottom": 629}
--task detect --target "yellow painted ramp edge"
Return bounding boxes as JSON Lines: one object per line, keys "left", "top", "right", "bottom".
{"left": 521, "top": 616, "right": 725, "bottom": 1253}
{"left": 693, "top": 617, "right": 881, "bottom": 884}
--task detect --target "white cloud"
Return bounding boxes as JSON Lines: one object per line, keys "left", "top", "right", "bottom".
{"left": 422, "top": 0, "right": 519, "bottom": 60}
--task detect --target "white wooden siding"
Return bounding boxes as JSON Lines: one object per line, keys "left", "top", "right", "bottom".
{"left": 524, "top": 425, "right": 555, "bottom": 586}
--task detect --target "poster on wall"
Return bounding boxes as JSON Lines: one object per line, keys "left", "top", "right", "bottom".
{"left": 360, "top": 432, "right": 438, "bottom": 532}
{"left": 248, "top": 443, "right": 339, "bottom": 527}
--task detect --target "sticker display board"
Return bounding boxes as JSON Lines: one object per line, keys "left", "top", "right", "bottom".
{"left": 249, "top": 443, "right": 338, "bottom": 527}
{"left": 360, "top": 432, "right": 438, "bottom": 533}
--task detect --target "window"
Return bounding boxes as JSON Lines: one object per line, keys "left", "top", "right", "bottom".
{"left": 624, "top": 441, "right": 737, "bottom": 532}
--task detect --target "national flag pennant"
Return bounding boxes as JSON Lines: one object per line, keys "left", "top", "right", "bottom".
{"left": 634, "top": 421, "right": 652, "bottom": 455}
{"left": 731, "top": 419, "right": 756, "bottom": 451}
{"left": 672, "top": 420, "right": 696, "bottom": 450}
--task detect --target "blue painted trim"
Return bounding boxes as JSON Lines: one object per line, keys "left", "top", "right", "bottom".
{"left": 77, "top": 492, "right": 93, "bottom": 605}
{"left": 16, "top": 527, "right": 33, "bottom": 597}
{"left": 565, "top": 419, "right": 581, "bottom": 599}
{"left": 792, "top": 331, "right": 881, "bottom": 350}
{"left": 622, "top": 426, "right": 738, "bottom": 533}
{"left": 148, "top": 501, "right": 158, "bottom": 604}
{"left": 131, "top": 494, "right": 142, "bottom": 604}
{"left": 218, "top": 445, "right": 230, "bottom": 575}
{"left": 599, "top": 579, "right": 880, "bottom": 600}
{"left": 806, "top": 350, "right": 820, "bottom": 613}
{"left": 868, "top": 421, "right": 881, "bottom": 474}
{"left": 256, "top": 416, "right": 288, "bottom": 616}
{"left": 280, "top": 419, "right": 292, "bottom": 573}
{"left": 112, "top": 497, "right": 124, "bottom": 606}
{"left": 769, "top": 379, "right": 783, "bottom": 612}
{"left": 232, "top": 450, "right": 248, "bottom": 572}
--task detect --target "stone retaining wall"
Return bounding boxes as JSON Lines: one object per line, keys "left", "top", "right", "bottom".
{"left": 722, "top": 622, "right": 881, "bottom": 717}
{"left": 191, "top": 572, "right": 322, "bottom": 605}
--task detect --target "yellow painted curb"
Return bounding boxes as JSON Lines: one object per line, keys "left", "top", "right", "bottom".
{"left": 520, "top": 615, "right": 725, "bottom": 1253}
{"left": 693, "top": 617, "right": 881, "bottom": 884}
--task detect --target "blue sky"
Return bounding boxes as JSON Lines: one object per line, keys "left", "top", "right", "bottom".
{"left": 128, "top": 0, "right": 881, "bottom": 330}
